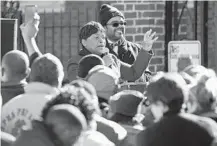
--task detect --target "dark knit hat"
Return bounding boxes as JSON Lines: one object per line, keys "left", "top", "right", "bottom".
{"left": 109, "top": 90, "right": 145, "bottom": 117}
{"left": 78, "top": 54, "right": 104, "bottom": 78}
{"left": 99, "top": 4, "right": 125, "bottom": 26}
{"left": 79, "top": 21, "right": 105, "bottom": 43}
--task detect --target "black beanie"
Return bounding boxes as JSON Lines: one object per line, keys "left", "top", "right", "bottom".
{"left": 78, "top": 54, "right": 104, "bottom": 78}
{"left": 99, "top": 4, "right": 125, "bottom": 26}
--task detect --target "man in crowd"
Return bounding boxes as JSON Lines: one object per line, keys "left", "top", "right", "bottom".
{"left": 1, "top": 15, "right": 64, "bottom": 137}
{"left": 1, "top": 53, "right": 64, "bottom": 137}
{"left": 186, "top": 67, "right": 217, "bottom": 122}
{"left": 137, "top": 72, "right": 217, "bottom": 146}
{"left": 99, "top": 4, "right": 155, "bottom": 81}
{"left": 41, "top": 85, "right": 115, "bottom": 146}
{"left": 0, "top": 95, "right": 16, "bottom": 146}
{"left": 1, "top": 50, "right": 30, "bottom": 105}
{"left": 67, "top": 21, "right": 157, "bottom": 82}
{"left": 13, "top": 104, "right": 87, "bottom": 146}
{"left": 109, "top": 90, "right": 145, "bottom": 146}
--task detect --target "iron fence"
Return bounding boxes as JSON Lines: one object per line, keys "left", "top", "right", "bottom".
{"left": 19, "top": 8, "right": 100, "bottom": 73}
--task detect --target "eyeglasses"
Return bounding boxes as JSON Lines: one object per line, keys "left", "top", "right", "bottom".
{"left": 107, "top": 21, "right": 127, "bottom": 27}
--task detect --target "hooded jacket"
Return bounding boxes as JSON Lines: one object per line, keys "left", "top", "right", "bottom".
{"left": 67, "top": 46, "right": 152, "bottom": 82}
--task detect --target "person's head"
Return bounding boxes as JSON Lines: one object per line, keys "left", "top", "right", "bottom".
{"left": 70, "top": 79, "right": 100, "bottom": 114}
{"left": 109, "top": 90, "right": 145, "bottom": 122}
{"left": 99, "top": 4, "right": 125, "bottom": 42}
{"left": 177, "top": 55, "right": 193, "bottom": 72}
{"left": 181, "top": 67, "right": 216, "bottom": 114}
{"left": 190, "top": 75, "right": 217, "bottom": 113}
{"left": 42, "top": 84, "right": 98, "bottom": 129}
{"left": 183, "top": 65, "right": 208, "bottom": 80}
{"left": 1, "top": 50, "right": 30, "bottom": 82}
{"left": 44, "top": 104, "right": 87, "bottom": 146}
{"left": 86, "top": 65, "right": 120, "bottom": 102}
{"left": 146, "top": 72, "right": 188, "bottom": 121}
{"left": 30, "top": 53, "right": 64, "bottom": 88}
{"left": 79, "top": 21, "right": 108, "bottom": 56}
{"left": 77, "top": 54, "right": 105, "bottom": 79}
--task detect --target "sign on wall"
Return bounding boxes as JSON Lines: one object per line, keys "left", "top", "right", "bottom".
{"left": 168, "top": 41, "right": 201, "bottom": 72}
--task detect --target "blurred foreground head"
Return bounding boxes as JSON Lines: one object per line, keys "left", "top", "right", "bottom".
{"left": 146, "top": 72, "right": 188, "bottom": 120}
{"left": 86, "top": 65, "right": 120, "bottom": 102}
{"left": 30, "top": 53, "right": 64, "bottom": 88}
{"left": 45, "top": 104, "right": 87, "bottom": 146}
{"left": 1, "top": 50, "right": 30, "bottom": 82}
{"left": 42, "top": 84, "right": 98, "bottom": 129}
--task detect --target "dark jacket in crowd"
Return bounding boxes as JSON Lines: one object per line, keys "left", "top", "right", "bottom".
{"left": 12, "top": 120, "right": 59, "bottom": 146}
{"left": 105, "top": 37, "right": 153, "bottom": 82}
{"left": 1, "top": 82, "right": 26, "bottom": 105}
{"left": 136, "top": 112, "right": 217, "bottom": 146}
{"left": 105, "top": 38, "right": 141, "bottom": 65}
{"left": 67, "top": 46, "right": 152, "bottom": 82}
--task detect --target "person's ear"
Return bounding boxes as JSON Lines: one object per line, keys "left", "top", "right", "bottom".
{"left": 103, "top": 25, "right": 108, "bottom": 31}
{"left": 1, "top": 67, "right": 5, "bottom": 77}
{"left": 156, "top": 101, "right": 169, "bottom": 113}
{"left": 81, "top": 39, "right": 87, "bottom": 47}
{"left": 26, "top": 67, "right": 31, "bottom": 78}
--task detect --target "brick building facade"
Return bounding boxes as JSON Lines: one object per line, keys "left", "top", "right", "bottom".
{"left": 19, "top": 1, "right": 217, "bottom": 74}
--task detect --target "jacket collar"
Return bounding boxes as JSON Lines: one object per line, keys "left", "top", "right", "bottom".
{"left": 106, "top": 37, "right": 128, "bottom": 55}
{"left": 24, "top": 82, "right": 59, "bottom": 95}
{"left": 79, "top": 47, "right": 92, "bottom": 57}
{"left": 106, "top": 37, "right": 126, "bottom": 46}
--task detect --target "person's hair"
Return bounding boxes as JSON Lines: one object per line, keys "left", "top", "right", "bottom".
{"left": 183, "top": 65, "right": 208, "bottom": 79}
{"left": 70, "top": 79, "right": 97, "bottom": 98}
{"left": 147, "top": 72, "right": 188, "bottom": 112}
{"left": 2, "top": 50, "right": 29, "bottom": 79}
{"left": 30, "top": 53, "right": 64, "bottom": 87}
{"left": 79, "top": 21, "right": 105, "bottom": 48}
{"left": 193, "top": 76, "right": 217, "bottom": 111}
{"left": 70, "top": 79, "right": 101, "bottom": 114}
{"left": 41, "top": 84, "right": 97, "bottom": 125}
{"left": 44, "top": 104, "right": 87, "bottom": 146}
{"left": 78, "top": 54, "right": 105, "bottom": 78}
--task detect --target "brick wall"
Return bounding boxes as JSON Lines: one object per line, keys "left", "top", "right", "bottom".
{"left": 35, "top": 1, "right": 167, "bottom": 74}
{"left": 109, "top": 1, "right": 165, "bottom": 72}
{"left": 29, "top": 1, "right": 217, "bottom": 75}
{"left": 109, "top": 1, "right": 191, "bottom": 72}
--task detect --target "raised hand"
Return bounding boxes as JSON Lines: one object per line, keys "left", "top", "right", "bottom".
{"left": 19, "top": 13, "right": 41, "bottom": 56}
{"left": 141, "top": 29, "right": 158, "bottom": 51}
{"left": 20, "top": 13, "right": 40, "bottom": 39}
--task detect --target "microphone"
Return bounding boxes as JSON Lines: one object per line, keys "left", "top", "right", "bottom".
{"left": 100, "top": 52, "right": 109, "bottom": 58}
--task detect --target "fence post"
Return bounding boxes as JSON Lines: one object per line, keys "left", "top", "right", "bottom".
{"left": 164, "top": 1, "right": 173, "bottom": 71}
{"left": 77, "top": 8, "right": 80, "bottom": 54}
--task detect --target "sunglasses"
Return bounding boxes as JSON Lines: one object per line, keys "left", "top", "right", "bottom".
{"left": 107, "top": 21, "right": 127, "bottom": 27}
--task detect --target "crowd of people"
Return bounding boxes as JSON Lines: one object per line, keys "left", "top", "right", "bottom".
{"left": 1, "top": 4, "right": 217, "bottom": 146}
